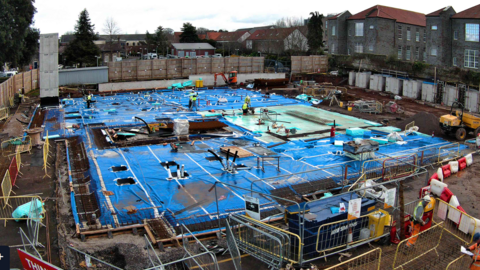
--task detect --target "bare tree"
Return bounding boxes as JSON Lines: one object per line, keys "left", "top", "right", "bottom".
{"left": 164, "top": 28, "right": 174, "bottom": 35}
{"left": 197, "top": 27, "right": 209, "bottom": 35}
{"left": 103, "top": 17, "right": 122, "bottom": 61}
{"left": 274, "top": 17, "right": 308, "bottom": 55}
{"left": 274, "top": 17, "right": 304, "bottom": 28}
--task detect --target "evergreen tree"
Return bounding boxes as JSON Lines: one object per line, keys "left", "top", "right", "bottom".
{"left": 179, "top": 23, "right": 199, "bottom": 43}
{"left": 64, "top": 9, "right": 101, "bottom": 67}
{"left": 146, "top": 26, "right": 170, "bottom": 56}
{"left": 307, "top": 11, "right": 324, "bottom": 54}
{"left": 0, "top": 0, "right": 38, "bottom": 68}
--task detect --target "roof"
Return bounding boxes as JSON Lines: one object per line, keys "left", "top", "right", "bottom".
{"left": 452, "top": 4, "right": 480, "bottom": 19}
{"left": 206, "top": 32, "right": 222, "bottom": 40}
{"left": 348, "top": 5, "right": 426, "bottom": 27}
{"left": 426, "top": 6, "right": 452, "bottom": 17}
{"left": 216, "top": 31, "right": 249, "bottom": 42}
{"left": 247, "top": 28, "right": 303, "bottom": 41}
{"left": 60, "top": 34, "right": 147, "bottom": 43}
{"left": 171, "top": 43, "right": 215, "bottom": 50}
{"left": 328, "top": 11, "right": 348, "bottom": 20}
{"left": 236, "top": 25, "right": 275, "bottom": 34}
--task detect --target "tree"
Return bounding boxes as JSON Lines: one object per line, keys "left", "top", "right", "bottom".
{"left": 218, "top": 29, "right": 229, "bottom": 32}
{"left": 19, "top": 27, "right": 40, "bottom": 65}
{"left": 307, "top": 11, "right": 324, "bottom": 54}
{"left": 275, "top": 17, "right": 304, "bottom": 28}
{"left": 164, "top": 28, "right": 174, "bottom": 35}
{"left": 103, "top": 17, "right": 121, "bottom": 60}
{"left": 180, "top": 23, "right": 199, "bottom": 43}
{"left": 197, "top": 27, "right": 209, "bottom": 35}
{"left": 0, "top": 0, "right": 38, "bottom": 68}
{"left": 275, "top": 17, "right": 308, "bottom": 56}
{"left": 64, "top": 9, "right": 101, "bottom": 67}
{"left": 146, "top": 26, "right": 170, "bottom": 56}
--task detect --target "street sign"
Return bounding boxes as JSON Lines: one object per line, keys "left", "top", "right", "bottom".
{"left": 244, "top": 195, "right": 260, "bottom": 220}
{"left": 17, "top": 249, "right": 63, "bottom": 270}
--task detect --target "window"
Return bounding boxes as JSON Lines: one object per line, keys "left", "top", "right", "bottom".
{"left": 431, "top": 48, "right": 437, "bottom": 56}
{"left": 355, "top": 23, "right": 364, "bottom": 36}
{"left": 406, "top": 46, "right": 411, "bottom": 60}
{"left": 246, "top": 40, "right": 252, "bottom": 49}
{"left": 416, "top": 29, "right": 420, "bottom": 42}
{"left": 332, "top": 26, "right": 336, "bottom": 36}
{"left": 407, "top": 27, "right": 411, "bottom": 41}
{"left": 369, "top": 44, "right": 373, "bottom": 51}
{"left": 423, "top": 31, "right": 426, "bottom": 42}
{"left": 398, "top": 25, "right": 402, "bottom": 39}
{"left": 398, "top": 46, "right": 402, "bottom": 59}
{"left": 370, "top": 25, "right": 374, "bottom": 29}
{"left": 464, "top": 49, "right": 479, "bottom": 68}
{"left": 466, "top": 24, "right": 479, "bottom": 42}
{"left": 415, "top": 47, "right": 419, "bottom": 59}
{"left": 355, "top": 43, "right": 363, "bottom": 53}
{"left": 133, "top": 42, "right": 136, "bottom": 46}
{"left": 454, "top": 30, "right": 458, "bottom": 40}
{"left": 453, "top": 57, "right": 457, "bottom": 66}
{"left": 431, "top": 25, "right": 437, "bottom": 30}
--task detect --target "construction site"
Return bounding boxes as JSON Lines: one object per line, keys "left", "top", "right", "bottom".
{"left": 1, "top": 34, "right": 480, "bottom": 270}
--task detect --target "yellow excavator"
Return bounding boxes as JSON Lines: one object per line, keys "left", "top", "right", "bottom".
{"left": 439, "top": 102, "right": 480, "bottom": 140}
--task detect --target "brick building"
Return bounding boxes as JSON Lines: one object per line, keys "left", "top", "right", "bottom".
{"left": 328, "top": 5, "right": 427, "bottom": 62}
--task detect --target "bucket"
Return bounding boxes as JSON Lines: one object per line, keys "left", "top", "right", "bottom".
{"left": 195, "top": 80, "right": 200, "bottom": 87}
{"left": 339, "top": 102, "right": 343, "bottom": 107}
{"left": 199, "top": 80, "right": 204, "bottom": 87}
{"left": 348, "top": 107, "right": 352, "bottom": 111}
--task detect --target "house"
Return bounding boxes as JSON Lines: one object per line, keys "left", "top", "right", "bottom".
{"left": 170, "top": 43, "right": 215, "bottom": 57}
{"left": 328, "top": 5, "right": 427, "bottom": 62}
{"left": 216, "top": 31, "right": 251, "bottom": 53}
{"left": 425, "top": 7, "right": 456, "bottom": 67}
{"left": 425, "top": 4, "right": 480, "bottom": 69}
{"left": 245, "top": 27, "right": 308, "bottom": 54}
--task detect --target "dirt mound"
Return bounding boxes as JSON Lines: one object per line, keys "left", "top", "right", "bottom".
{"left": 395, "top": 111, "right": 443, "bottom": 136}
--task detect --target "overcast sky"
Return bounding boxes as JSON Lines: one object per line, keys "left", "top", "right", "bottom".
{"left": 35, "top": 1, "right": 476, "bottom": 35}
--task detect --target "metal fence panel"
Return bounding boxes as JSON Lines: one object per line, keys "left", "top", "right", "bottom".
{"left": 1, "top": 171, "right": 12, "bottom": 208}
{"left": 433, "top": 199, "right": 477, "bottom": 244}
{"left": 225, "top": 220, "right": 242, "bottom": 270}
{"left": 392, "top": 222, "right": 444, "bottom": 269}
{"left": 229, "top": 215, "right": 284, "bottom": 269}
{"left": 446, "top": 254, "right": 473, "bottom": 270}
{"left": 0, "top": 196, "right": 44, "bottom": 226}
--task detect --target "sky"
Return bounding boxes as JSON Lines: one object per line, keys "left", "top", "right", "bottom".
{"left": 34, "top": 0, "right": 477, "bottom": 35}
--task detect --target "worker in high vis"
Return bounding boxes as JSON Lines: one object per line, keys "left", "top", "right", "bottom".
{"left": 18, "top": 89, "right": 24, "bottom": 104}
{"left": 242, "top": 102, "right": 249, "bottom": 115}
{"left": 190, "top": 92, "right": 198, "bottom": 111}
{"left": 245, "top": 95, "right": 251, "bottom": 108}
{"left": 468, "top": 233, "right": 480, "bottom": 270}
{"left": 406, "top": 195, "right": 432, "bottom": 248}
{"left": 86, "top": 92, "right": 92, "bottom": 108}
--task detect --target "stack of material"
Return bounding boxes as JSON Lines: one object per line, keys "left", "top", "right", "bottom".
{"left": 173, "top": 119, "right": 189, "bottom": 136}
{"left": 343, "top": 139, "right": 379, "bottom": 161}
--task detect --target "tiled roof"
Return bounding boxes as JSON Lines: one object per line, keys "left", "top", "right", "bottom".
{"left": 216, "top": 31, "right": 249, "bottom": 42}
{"left": 452, "top": 4, "right": 480, "bottom": 19}
{"left": 328, "top": 11, "right": 347, "bottom": 20}
{"left": 206, "top": 32, "right": 222, "bottom": 40}
{"left": 247, "top": 28, "right": 299, "bottom": 41}
{"left": 348, "top": 5, "right": 426, "bottom": 27}
{"left": 426, "top": 6, "right": 451, "bottom": 17}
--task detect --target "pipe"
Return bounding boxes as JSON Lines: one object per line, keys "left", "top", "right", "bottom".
{"left": 176, "top": 164, "right": 180, "bottom": 180}
{"left": 180, "top": 164, "right": 185, "bottom": 178}
{"left": 225, "top": 149, "right": 231, "bottom": 171}
{"left": 166, "top": 164, "right": 172, "bottom": 179}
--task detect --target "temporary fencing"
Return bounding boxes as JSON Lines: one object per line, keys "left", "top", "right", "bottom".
{"left": 42, "top": 132, "right": 51, "bottom": 178}
{"left": 1, "top": 170, "right": 12, "bottom": 208}
{"left": 225, "top": 220, "right": 242, "bottom": 270}
{"left": 437, "top": 143, "right": 461, "bottom": 163}
{"left": 391, "top": 222, "right": 444, "bottom": 269}
{"left": 1, "top": 135, "right": 32, "bottom": 156}
{"left": 324, "top": 248, "right": 382, "bottom": 270}
{"left": 315, "top": 212, "right": 387, "bottom": 254}
{"left": 433, "top": 199, "right": 477, "bottom": 244}
{"left": 361, "top": 154, "right": 417, "bottom": 181}
{"left": 9, "top": 155, "right": 19, "bottom": 187}
{"left": 0, "top": 195, "right": 44, "bottom": 226}
{"left": 404, "top": 121, "right": 415, "bottom": 133}
{"left": 19, "top": 227, "right": 43, "bottom": 259}
{"left": 180, "top": 224, "right": 220, "bottom": 270}
{"left": 228, "top": 214, "right": 288, "bottom": 269}
{"left": 446, "top": 254, "right": 472, "bottom": 270}
{"left": 0, "top": 107, "right": 8, "bottom": 121}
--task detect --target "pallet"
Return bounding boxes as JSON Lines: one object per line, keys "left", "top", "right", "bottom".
{"left": 220, "top": 146, "right": 253, "bottom": 158}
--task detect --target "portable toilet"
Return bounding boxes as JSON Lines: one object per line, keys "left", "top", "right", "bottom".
{"left": 355, "top": 72, "right": 371, "bottom": 89}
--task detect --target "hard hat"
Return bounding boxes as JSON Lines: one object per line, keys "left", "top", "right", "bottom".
{"left": 474, "top": 232, "right": 480, "bottom": 242}
{"left": 423, "top": 195, "right": 431, "bottom": 202}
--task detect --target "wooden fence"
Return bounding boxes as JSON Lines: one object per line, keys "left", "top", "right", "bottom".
{"left": 107, "top": 57, "right": 265, "bottom": 82}
{"left": 291, "top": 55, "right": 328, "bottom": 74}
{"left": 0, "top": 69, "right": 39, "bottom": 107}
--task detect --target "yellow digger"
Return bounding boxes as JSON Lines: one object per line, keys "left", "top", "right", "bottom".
{"left": 440, "top": 102, "right": 480, "bottom": 140}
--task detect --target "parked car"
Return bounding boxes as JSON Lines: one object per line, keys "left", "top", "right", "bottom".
{"left": 211, "top": 54, "right": 223, "bottom": 58}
